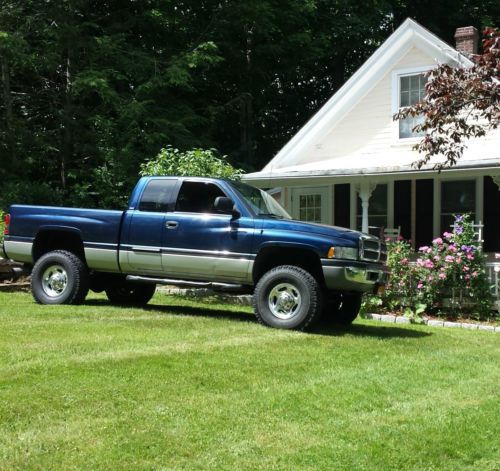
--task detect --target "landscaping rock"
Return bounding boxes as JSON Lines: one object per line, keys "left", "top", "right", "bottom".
{"left": 378, "top": 314, "right": 396, "bottom": 323}
{"left": 395, "top": 316, "right": 410, "bottom": 324}
{"left": 461, "top": 323, "right": 479, "bottom": 330}
{"left": 444, "top": 321, "right": 461, "bottom": 328}
{"left": 427, "top": 319, "right": 444, "bottom": 327}
{"left": 478, "top": 325, "right": 495, "bottom": 332}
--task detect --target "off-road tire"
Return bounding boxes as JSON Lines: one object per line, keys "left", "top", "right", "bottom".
{"left": 31, "top": 250, "right": 89, "bottom": 305}
{"left": 253, "top": 265, "right": 322, "bottom": 331}
{"left": 105, "top": 283, "right": 156, "bottom": 306}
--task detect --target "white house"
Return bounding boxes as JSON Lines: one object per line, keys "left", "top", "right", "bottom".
{"left": 244, "top": 19, "right": 500, "bottom": 255}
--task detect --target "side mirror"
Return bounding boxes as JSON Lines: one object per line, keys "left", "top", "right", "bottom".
{"left": 214, "top": 196, "right": 240, "bottom": 219}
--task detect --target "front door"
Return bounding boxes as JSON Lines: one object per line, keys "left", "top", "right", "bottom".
{"left": 161, "top": 180, "right": 255, "bottom": 282}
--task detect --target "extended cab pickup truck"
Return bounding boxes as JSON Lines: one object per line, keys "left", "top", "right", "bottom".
{"left": 2, "top": 177, "right": 388, "bottom": 330}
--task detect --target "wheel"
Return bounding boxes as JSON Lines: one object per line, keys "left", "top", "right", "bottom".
{"left": 323, "top": 292, "right": 362, "bottom": 325}
{"left": 253, "top": 265, "right": 323, "bottom": 330}
{"left": 105, "top": 283, "right": 156, "bottom": 306}
{"left": 31, "top": 250, "right": 89, "bottom": 305}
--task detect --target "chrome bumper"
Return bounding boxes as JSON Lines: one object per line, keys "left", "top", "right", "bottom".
{"left": 322, "top": 264, "right": 389, "bottom": 292}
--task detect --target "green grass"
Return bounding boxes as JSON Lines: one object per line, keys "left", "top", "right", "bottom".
{"left": 1, "top": 291, "right": 499, "bottom": 471}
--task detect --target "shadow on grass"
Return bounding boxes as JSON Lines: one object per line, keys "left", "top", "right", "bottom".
{"left": 85, "top": 299, "right": 431, "bottom": 339}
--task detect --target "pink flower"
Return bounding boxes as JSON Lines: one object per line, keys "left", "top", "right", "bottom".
{"left": 445, "top": 255, "right": 455, "bottom": 263}
{"left": 472, "top": 271, "right": 478, "bottom": 278}
{"left": 433, "top": 255, "right": 440, "bottom": 261}
{"left": 463, "top": 266, "right": 470, "bottom": 272}
{"left": 466, "top": 253, "right": 474, "bottom": 260}
{"left": 443, "top": 232, "right": 453, "bottom": 240}
{"left": 438, "top": 273, "right": 446, "bottom": 280}
{"left": 449, "top": 244, "right": 457, "bottom": 253}
{"left": 416, "top": 258, "right": 425, "bottom": 267}
{"left": 385, "top": 237, "right": 391, "bottom": 242}
{"left": 428, "top": 276, "right": 433, "bottom": 282}
{"left": 465, "top": 274, "right": 471, "bottom": 280}
{"left": 433, "top": 237, "right": 443, "bottom": 245}
{"left": 424, "top": 260, "right": 434, "bottom": 269}
{"left": 417, "top": 283, "right": 423, "bottom": 289}
{"left": 455, "top": 257, "right": 462, "bottom": 263}
{"left": 401, "top": 257, "right": 409, "bottom": 265}
{"left": 426, "top": 248, "right": 432, "bottom": 254}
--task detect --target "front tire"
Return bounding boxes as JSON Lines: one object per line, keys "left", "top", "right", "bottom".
{"left": 31, "top": 250, "right": 89, "bottom": 305}
{"left": 253, "top": 265, "right": 322, "bottom": 330}
{"left": 105, "top": 283, "right": 156, "bottom": 306}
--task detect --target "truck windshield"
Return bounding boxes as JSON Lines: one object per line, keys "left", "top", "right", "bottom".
{"left": 231, "top": 181, "right": 292, "bottom": 219}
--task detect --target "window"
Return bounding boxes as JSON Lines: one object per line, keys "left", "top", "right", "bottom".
{"left": 138, "top": 179, "right": 177, "bottom": 212}
{"left": 175, "top": 181, "right": 226, "bottom": 213}
{"left": 440, "top": 180, "right": 476, "bottom": 232}
{"left": 299, "top": 194, "right": 322, "bottom": 223}
{"left": 357, "top": 184, "right": 388, "bottom": 231}
{"left": 398, "top": 73, "right": 427, "bottom": 139}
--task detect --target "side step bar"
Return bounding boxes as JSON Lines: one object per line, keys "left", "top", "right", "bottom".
{"left": 126, "top": 275, "right": 245, "bottom": 292}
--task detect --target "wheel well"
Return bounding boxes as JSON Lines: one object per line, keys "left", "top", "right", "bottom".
{"left": 33, "top": 231, "right": 86, "bottom": 264}
{"left": 253, "top": 247, "right": 324, "bottom": 286}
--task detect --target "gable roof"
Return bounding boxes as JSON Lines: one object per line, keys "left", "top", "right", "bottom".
{"left": 244, "top": 18, "right": 475, "bottom": 182}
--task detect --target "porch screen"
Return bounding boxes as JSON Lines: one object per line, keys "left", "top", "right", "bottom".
{"left": 356, "top": 184, "right": 387, "bottom": 232}
{"left": 441, "top": 180, "right": 476, "bottom": 232}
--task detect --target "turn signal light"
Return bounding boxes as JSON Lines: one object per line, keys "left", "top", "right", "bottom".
{"left": 4, "top": 214, "right": 10, "bottom": 235}
{"left": 327, "top": 247, "right": 335, "bottom": 258}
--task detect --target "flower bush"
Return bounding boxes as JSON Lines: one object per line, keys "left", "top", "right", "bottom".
{"left": 380, "top": 214, "right": 494, "bottom": 320}
{"left": 0, "top": 210, "right": 4, "bottom": 246}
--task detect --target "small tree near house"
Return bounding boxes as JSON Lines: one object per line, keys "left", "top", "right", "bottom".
{"left": 395, "top": 27, "right": 499, "bottom": 170}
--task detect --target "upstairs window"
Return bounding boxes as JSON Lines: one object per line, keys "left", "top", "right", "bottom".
{"left": 398, "top": 73, "right": 427, "bottom": 139}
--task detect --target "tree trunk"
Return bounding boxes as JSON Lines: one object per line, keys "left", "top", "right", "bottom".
{"left": 61, "top": 50, "right": 72, "bottom": 190}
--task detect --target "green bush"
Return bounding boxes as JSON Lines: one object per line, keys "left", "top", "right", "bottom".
{"left": 140, "top": 146, "right": 243, "bottom": 180}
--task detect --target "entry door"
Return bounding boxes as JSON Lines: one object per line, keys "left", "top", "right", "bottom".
{"left": 292, "top": 187, "right": 329, "bottom": 224}
{"left": 161, "top": 181, "right": 255, "bottom": 282}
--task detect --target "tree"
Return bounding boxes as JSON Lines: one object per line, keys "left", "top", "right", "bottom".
{"left": 394, "top": 27, "right": 499, "bottom": 170}
{"left": 139, "top": 146, "right": 242, "bottom": 180}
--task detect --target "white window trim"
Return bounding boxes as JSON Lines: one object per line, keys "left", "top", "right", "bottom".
{"left": 391, "top": 65, "right": 433, "bottom": 143}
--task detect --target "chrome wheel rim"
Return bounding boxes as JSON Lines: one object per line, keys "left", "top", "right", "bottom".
{"left": 268, "top": 283, "right": 302, "bottom": 320}
{"left": 41, "top": 264, "right": 68, "bottom": 298}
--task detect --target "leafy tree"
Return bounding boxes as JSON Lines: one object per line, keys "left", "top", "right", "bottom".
{"left": 139, "top": 146, "right": 242, "bottom": 180}
{"left": 394, "top": 28, "right": 499, "bottom": 170}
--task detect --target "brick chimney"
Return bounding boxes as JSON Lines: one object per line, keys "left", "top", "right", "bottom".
{"left": 454, "top": 26, "right": 479, "bottom": 55}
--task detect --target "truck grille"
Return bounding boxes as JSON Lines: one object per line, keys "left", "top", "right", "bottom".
{"left": 359, "top": 236, "right": 387, "bottom": 263}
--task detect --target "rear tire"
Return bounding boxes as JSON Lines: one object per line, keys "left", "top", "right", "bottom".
{"left": 31, "top": 250, "right": 89, "bottom": 305}
{"left": 322, "top": 292, "right": 362, "bottom": 325}
{"left": 253, "top": 265, "right": 322, "bottom": 330}
{"left": 105, "top": 283, "right": 156, "bottom": 306}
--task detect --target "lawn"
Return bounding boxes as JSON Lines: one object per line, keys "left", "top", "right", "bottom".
{"left": 0, "top": 291, "right": 499, "bottom": 471}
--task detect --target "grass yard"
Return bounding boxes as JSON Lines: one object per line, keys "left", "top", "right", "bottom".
{"left": 0, "top": 291, "right": 499, "bottom": 471}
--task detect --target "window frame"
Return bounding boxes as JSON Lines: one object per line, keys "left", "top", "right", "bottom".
{"left": 391, "top": 65, "right": 432, "bottom": 143}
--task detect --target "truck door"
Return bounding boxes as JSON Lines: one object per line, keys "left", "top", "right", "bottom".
{"left": 120, "top": 179, "right": 178, "bottom": 274}
{"left": 161, "top": 180, "right": 255, "bottom": 282}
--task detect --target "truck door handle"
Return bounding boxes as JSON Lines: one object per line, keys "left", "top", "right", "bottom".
{"left": 166, "top": 221, "right": 178, "bottom": 229}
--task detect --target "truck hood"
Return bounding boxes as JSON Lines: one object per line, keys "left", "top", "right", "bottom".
{"left": 259, "top": 217, "right": 365, "bottom": 246}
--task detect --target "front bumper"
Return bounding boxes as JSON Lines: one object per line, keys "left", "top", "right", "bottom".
{"left": 322, "top": 260, "right": 389, "bottom": 293}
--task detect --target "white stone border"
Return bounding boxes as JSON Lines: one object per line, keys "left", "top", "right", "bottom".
{"left": 365, "top": 313, "right": 499, "bottom": 332}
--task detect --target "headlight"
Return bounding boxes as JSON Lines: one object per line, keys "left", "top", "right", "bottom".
{"left": 328, "top": 246, "right": 358, "bottom": 260}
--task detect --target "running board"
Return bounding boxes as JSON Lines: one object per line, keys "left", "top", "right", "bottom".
{"left": 126, "top": 275, "right": 244, "bottom": 291}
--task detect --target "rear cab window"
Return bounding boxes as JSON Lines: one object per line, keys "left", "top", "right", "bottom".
{"left": 138, "top": 179, "right": 178, "bottom": 212}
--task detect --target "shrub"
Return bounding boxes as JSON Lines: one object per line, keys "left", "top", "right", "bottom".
{"left": 380, "top": 214, "right": 493, "bottom": 320}
{"left": 140, "top": 146, "right": 243, "bottom": 180}
{"left": 0, "top": 210, "right": 4, "bottom": 246}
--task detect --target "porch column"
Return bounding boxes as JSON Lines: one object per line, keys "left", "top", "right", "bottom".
{"left": 355, "top": 181, "right": 376, "bottom": 234}
{"left": 492, "top": 175, "right": 500, "bottom": 190}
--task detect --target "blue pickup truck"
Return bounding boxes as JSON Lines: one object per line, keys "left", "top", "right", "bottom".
{"left": 2, "top": 176, "right": 388, "bottom": 330}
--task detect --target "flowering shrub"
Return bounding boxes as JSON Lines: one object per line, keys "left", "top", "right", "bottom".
{"left": 380, "top": 214, "right": 493, "bottom": 320}
{"left": 383, "top": 237, "right": 418, "bottom": 312}
{"left": 412, "top": 215, "right": 492, "bottom": 319}
{"left": 0, "top": 210, "right": 4, "bottom": 246}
